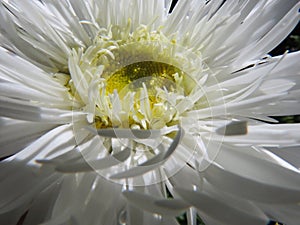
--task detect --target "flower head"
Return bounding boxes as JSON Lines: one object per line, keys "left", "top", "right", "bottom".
{"left": 0, "top": 0, "right": 300, "bottom": 225}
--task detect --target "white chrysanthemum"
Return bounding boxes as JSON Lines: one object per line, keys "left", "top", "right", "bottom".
{"left": 0, "top": 0, "right": 300, "bottom": 225}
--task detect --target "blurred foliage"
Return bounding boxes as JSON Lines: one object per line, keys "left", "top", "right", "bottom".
{"left": 272, "top": 115, "right": 300, "bottom": 124}
{"left": 176, "top": 213, "right": 205, "bottom": 225}
{"left": 270, "top": 23, "right": 300, "bottom": 56}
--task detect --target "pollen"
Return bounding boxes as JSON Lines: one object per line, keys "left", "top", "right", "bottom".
{"left": 93, "top": 61, "right": 189, "bottom": 129}
{"left": 105, "top": 61, "right": 184, "bottom": 95}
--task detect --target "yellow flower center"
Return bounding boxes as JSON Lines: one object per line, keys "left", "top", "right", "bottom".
{"left": 93, "top": 60, "right": 192, "bottom": 129}
{"left": 105, "top": 61, "right": 180, "bottom": 95}
{"left": 67, "top": 24, "right": 205, "bottom": 130}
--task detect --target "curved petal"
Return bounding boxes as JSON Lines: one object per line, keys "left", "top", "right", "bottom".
{"left": 164, "top": 0, "right": 300, "bottom": 72}
{"left": 126, "top": 204, "right": 180, "bottom": 225}
{"left": 0, "top": 0, "right": 170, "bottom": 71}
{"left": 258, "top": 203, "right": 300, "bottom": 225}
{"left": 54, "top": 146, "right": 131, "bottom": 173}
{"left": 0, "top": 0, "right": 89, "bottom": 70}
{"left": 0, "top": 118, "right": 55, "bottom": 158}
{"left": 110, "top": 126, "right": 182, "bottom": 179}
{"left": 218, "top": 51, "right": 300, "bottom": 117}
{"left": 175, "top": 188, "right": 269, "bottom": 225}
{"left": 22, "top": 182, "right": 62, "bottom": 225}
{"left": 266, "top": 146, "right": 300, "bottom": 170}
{"left": 0, "top": 47, "right": 68, "bottom": 99}
{"left": 123, "top": 191, "right": 189, "bottom": 216}
{"left": 0, "top": 125, "right": 75, "bottom": 215}
{"left": 204, "top": 162, "right": 300, "bottom": 203}
{"left": 212, "top": 123, "right": 300, "bottom": 147}
{"left": 45, "top": 173, "right": 126, "bottom": 225}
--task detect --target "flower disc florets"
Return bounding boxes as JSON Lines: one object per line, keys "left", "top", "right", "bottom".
{"left": 68, "top": 22, "right": 210, "bottom": 131}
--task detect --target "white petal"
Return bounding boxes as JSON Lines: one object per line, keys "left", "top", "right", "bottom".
{"left": 212, "top": 123, "right": 300, "bottom": 147}
{"left": 165, "top": 0, "right": 299, "bottom": 72}
{"left": 0, "top": 47, "right": 68, "bottom": 97}
{"left": 7, "top": 124, "right": 75, "bottom": 163}
{"left": 22, "top": 182, "right": 62, "bottom": 225}
{"left": 0, "top": 206, "right": 28, "bottom": 225}
{"left": 126, "top": 204, "right": 180, "bottom": 225}
{"left": 123, "top": 191, "right": 188, "bottom": 216}
{"left": 187, "top": 93, "right": 283, "bottom": 119}
{"left": 94, "top": 128, "right": 162, "bottom": 139}
{"left": 258, "top": 203, "right": 300, "bottom": 225}
{"left": 55, "top": 146, "right": 131, "bottom": 173}
{"left": 204, "top": 162, "right": 300, "bottom": 203}
{"left": 0, "top": 81, "right": 73, "bottom": 109}
{"left": 0, "top": 118, "right": 55, "bottom": 158}
{"left": 0, "top": 96, "right": 84, "bottom": 123}
{"left": 175, "top": 188, "right": 269, "bottom": 225}
{"left": 50, "top": 173, "right": 125, "bottom": 225}
{"left": 110, "top": 126, "right": 182, "bottom": 179}
{"left": 232, "top": 1, "right": 300, "bottom": 69}
{"left": 216, "top": 121, "right": 248, "bottom": 136}
{"left": 0, "top": 124, "right": 75, "bottom": 215}
{"left": 266, "top": 146, "right": 300, "bottom": 169}
{"left": 0, "top": 0, "right": 90, "bottom": 70}
{"left": 0, "top": 164, "right": 59, "bottom": 214}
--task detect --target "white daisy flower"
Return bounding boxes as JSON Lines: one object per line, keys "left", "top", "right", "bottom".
{"left": 0, "top": 0, "right": 300, "bottom": 225}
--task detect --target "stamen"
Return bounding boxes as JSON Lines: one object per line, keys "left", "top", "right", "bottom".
{"left": 93, "top": 61, "right": 190, "bottom": 129}
{"left": 69, "top": 25, "right": 200, "bottom": 130}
